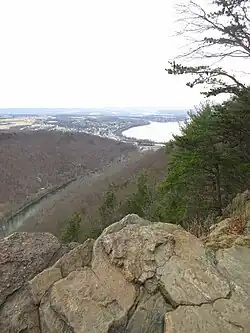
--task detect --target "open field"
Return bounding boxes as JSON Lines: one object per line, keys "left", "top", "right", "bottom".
{"left": 0, "top": 130, "right": 136, "bottom": 218}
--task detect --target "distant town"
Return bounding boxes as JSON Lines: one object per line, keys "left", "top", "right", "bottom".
{"left": 0, "top": 108, "right": 187, "bottom": 146}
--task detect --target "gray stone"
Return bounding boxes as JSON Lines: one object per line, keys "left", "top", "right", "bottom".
{"left": 48, "top": 268, "right": 129, "bottom": 333}
{"left": 156, "top": 228, "right": 230, "bottom": 306}
{"left": 1, "top": 214, "right": 250, "bottom": 333}
{"left": 39, "top": 293, "right": 73, "bottom": 333}
{"left": 0, "top": 287, "right": 40, "bottom": 333}
{"left": 217, "top": 246, "right": 250, "bottom": 306}
{"left": 101, "top": 224, "right": 175, "bottom": 283}
{"left": 0, "top": 232, "right": 61, "bottom": 306}
{"left": 213, "top": 294, "right": 250, "bottom": 330}
{"left": 157, "top": 255, "right": 230, "bottom": 306}
{"left": 125, "top": 292, "right": 172, "bottom": 333}
{"left": 101, "top": 213, "right": 151, "bottom": 237}
{"left": 164, "top": 304, "right": 243, "bottom": 333}
{"left": 53, "top": 238, "right": 94, "bottom": 277}
{"left": 28, "top": 267, "right": 62, "bottom": 305}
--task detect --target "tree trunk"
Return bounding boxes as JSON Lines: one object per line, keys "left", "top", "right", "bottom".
{"left": 215, "top": 164, "right": 223, "bottom": 215}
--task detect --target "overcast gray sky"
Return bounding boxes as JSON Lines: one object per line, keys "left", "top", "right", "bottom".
{"left": 0, "top": 0, "right": 218, "bottom": 108}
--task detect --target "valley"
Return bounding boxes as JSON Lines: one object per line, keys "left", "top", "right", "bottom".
{"left": 0, "top": 130, "right": 135, "bottom": 226}
{"left": 0, "top": 109, "right": 185, "bottom": 237}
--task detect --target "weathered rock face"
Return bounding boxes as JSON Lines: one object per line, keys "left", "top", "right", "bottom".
{"left": 0, "top": 232, "right": 61, "bottom": 307}
{"left": 1, "top": 213, "right": 250, "bottom": 333}
{"left": 205, "top": 212, "right": 250, "bottom": 250}
{"left": 206, "top": 189, "right": 250, "bottom": 250}
{"left": 0, "top": 232, "right": 80, "bottom": 333}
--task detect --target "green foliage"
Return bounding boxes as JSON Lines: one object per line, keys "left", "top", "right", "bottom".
{"left": 167, "top": 62, "right": 246, "bottom": 97}
{"left": 60, "top": 91, "right": 250, "bottom": 238}
{"left": 79, "top": 218, "right": 104, "bottom": 242}
{"left": 124, "top": 171, "right": 149, "bottom": 216}
{"left": 58, "top": 0, "right": 250, "bottom": 240}
{"left": 61, "top": 212, "right": 81, "bottom": 243}
{"left": 99, "top": 183, "right": 117, "bottom": 222}
{"left": 161, "top": 0, "right": 250, "bottom": 234}
{"left": 123, "top": 170, "right": 160, "bottom": 221}
{"left": 157, "top": 92, "right": 250, "bottom": 232}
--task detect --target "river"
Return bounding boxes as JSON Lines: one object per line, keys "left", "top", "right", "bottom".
{"left": 0, "top": 122, "right": 183, "bottom": 237}
{"left": 122, "top": 121, "right": 183, "bottom": 143}
{"left": 0, "top": 150, "right": 146, "bottom": 237}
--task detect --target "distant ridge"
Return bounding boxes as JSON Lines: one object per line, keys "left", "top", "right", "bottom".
{"left": 0, "top": 107, "right": 188, "bottom": 116}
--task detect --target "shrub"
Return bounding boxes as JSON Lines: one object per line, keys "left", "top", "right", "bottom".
{"left": 60, "top": 212, "right": 81, "bottom": 243}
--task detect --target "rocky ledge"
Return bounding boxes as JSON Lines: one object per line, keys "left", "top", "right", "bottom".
{"left": 0, "top": 213, "right": 250, "bottom": 333}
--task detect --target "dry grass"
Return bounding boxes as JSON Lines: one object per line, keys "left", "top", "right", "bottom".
{"left": 205, "top": 215, "right": 250, "bottom": 250}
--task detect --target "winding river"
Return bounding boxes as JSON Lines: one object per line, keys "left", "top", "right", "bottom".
{"left": 1, "top": 122, "right": 183, "bottom": 237}
{"left": 0, "top": 150, "right": 145, "bottom": 237}
{"left": 0, "top": 177, "right": 77, "bottom": 237}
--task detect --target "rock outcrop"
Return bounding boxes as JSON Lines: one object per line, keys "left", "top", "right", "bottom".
{"left": 0, "top": 214, "right": 250, "bottom": 333}
{"left": 205, "top": 190, "right": 250, "bottom": 250}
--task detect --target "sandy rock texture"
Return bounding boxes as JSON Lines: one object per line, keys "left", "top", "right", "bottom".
{"left": 1, "top": 214, "right": 250, "bottom": 333}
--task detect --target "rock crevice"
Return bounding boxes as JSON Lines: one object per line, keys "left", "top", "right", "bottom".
{"left": 1, "top": 213, "right": 250, "bottom": 333}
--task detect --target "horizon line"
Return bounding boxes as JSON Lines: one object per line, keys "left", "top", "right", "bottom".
{"left": 0, "top": 106, "right": 188, "bottom": 109}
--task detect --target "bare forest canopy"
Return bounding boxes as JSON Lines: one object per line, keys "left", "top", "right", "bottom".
{"left": 0, "top": 131, "right": 135, "bottom": 217}
{"left": 61, "top": 0, "right": 250, "bottom": 242}
{"left": 2, "top": 0, "right": 250, "bottom": 244}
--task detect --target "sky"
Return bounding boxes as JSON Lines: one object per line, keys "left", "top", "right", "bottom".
{"left": 0, "top": 0, "right": 238, "bottom": 109}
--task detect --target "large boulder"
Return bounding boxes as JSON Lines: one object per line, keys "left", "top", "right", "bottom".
{"left": 125, "top": 291, "right": 171, "bottom": 333}
{"left": 0, "top": 287, "right": 40, "bottom": 333}
{"left": 1, "top": 213, "right": 250, "bottom": 332}
{"left": 53, "top": 238, "right": 94, "bottom": 277}
{"left": 0, "top": 232, "right": 61, "bottom": 307}
{"left": 28, "top": 267, "right": 62, "bottom": 305}
{"left": 164, "top": 245, "right": 250, "bottom": 333}
{"left": 43, "top": 268, "right": 129, "bottom": 333}
{"left": 0, "top": 232, "right": 76, "bottom": 333}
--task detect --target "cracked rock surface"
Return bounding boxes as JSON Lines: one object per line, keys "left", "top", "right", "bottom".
{"left": 1, "top": 213, "right": 250, "bottom": 332}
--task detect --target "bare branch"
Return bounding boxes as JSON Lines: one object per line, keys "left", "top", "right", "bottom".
{"left": 166, "top": 0, "right": 250, "bottom": 96}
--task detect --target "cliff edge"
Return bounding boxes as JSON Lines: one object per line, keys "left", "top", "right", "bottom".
{"left": 1, "top": 211, "right": 250, "bottom": 333}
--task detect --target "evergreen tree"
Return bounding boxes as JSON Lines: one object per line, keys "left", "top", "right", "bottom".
{"left": 61, "top": 212, "right": 81, "bottom": 243}
{"left": 158, "top": 100, "right": 250, "bottom": 228}
{"left": 124, "top": 170, "right": 160, "bottom": 220}
{"left": 99, "top": 183, "right": 117, "bottom": 222}
{"left": 166, "top": 0, "right": 250, "bottom": 96}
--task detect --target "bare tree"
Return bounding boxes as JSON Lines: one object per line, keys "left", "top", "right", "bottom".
{"left": 166, "top": 0, "right": 250, "bottom": 96}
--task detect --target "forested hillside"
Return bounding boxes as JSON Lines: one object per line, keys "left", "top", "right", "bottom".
{"left": 0, "top": 131, "right": 135, "bottom": 218}
{"left": 61, "top": 0, "right": 250, "bottom": 242}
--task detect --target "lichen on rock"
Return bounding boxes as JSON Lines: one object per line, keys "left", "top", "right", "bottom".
{"left": 0, "top": 214, "right": 250, "bottom": 333}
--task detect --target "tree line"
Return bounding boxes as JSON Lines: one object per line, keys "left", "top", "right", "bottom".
{"left": 61, "top": 0, "right": 250, "bottom": 242}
